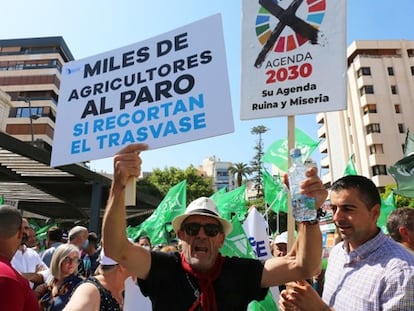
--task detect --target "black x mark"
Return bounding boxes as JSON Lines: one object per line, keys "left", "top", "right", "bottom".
{"left": 254, "top": 0, "right": 319, "bottom": 68}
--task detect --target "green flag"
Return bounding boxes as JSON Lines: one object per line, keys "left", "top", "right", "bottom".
{"left": 220, "top": 217, "right": 256, "bottom": 258}
{"left": 389, "top": 130, "right": 414, "bottom": 198}
{"left": 403, "top": 129, "right": 414, "bottom": 156}
{"left": 343, "top": 154, "right": 358, "bottom": 176}
{"left": 262, "top": 128, "right": 320, "bottom": 172}
{"left": 36, "top": 224, "right": 57, "bottom": 241}
{"left": 0, "top": 195, "right": 3, "bottom": 205}
{"left": 209, "top": 187, "right": 227, "bottom": 201}
{"left": 389, "top": 154, "right": 414, "bottom": 198}
{"left": 262, "top": 169, "right": 288, "bottom": 213}
{"left": 248, "top": 291, "right": 278, "bottom": 311}
{"left": 377, "top": 191, "right": 397, "bottom": 234}
{"left": 213, "top": 184, "right": 247, "bottom": 221}
{"left": 129, "top": 180, "right": 187, "bottom": 244}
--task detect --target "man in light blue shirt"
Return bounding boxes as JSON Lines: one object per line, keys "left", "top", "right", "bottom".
{"left": 41, "top": 226, "right": 63, "bottom": 267}
{"left": 279, "top": 175, "right": 414, "bottom": 311}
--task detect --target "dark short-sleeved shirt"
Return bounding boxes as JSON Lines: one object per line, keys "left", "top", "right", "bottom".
{"left": 138, "top": 252, "right": 268, "bottom": 311}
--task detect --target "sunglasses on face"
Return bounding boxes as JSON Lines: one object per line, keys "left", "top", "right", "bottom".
{"left": 182, "top": 222, "right": 223, "bottom": 237}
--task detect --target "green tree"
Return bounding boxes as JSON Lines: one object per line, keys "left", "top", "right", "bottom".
{"left": 383, "top": 184, "right": 414, "bottom": 208}
{"left": 228, "top": 162, "right": 251, "bottom": 187}
{"left": 147, "top": 165, "right": 214, "bottom": 203}
{"left": 250, "top": 125, "right": 269, "bottom": 198}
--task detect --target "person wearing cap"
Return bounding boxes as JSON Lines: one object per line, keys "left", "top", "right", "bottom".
{"left": 272, "top": 231, "right": 288, "bottom": 257}
{"left": 63, "top": 248, "right": 130, "bottom": 311}
{"left": 102, "top": 144, "right": 327, "bottom": 310}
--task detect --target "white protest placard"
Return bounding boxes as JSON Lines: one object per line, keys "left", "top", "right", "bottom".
{"left": 241, "top": 0, "right": 346, "bottom": 120}
{"left": 51, "top": 14, "right": 233, "bottom": 167}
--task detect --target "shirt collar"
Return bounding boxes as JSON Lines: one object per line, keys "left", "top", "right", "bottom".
{"left": 342, "top": 229, "right": 385, "bottom": 264}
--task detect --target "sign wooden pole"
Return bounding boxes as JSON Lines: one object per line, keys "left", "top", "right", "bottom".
{"left": 125, "top": 178, "right": 136, "bottom": 206}
{"left": 287, "top": 115, "right": 296, "bottom": 251}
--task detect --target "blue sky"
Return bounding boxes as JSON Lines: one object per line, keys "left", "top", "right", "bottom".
{"left": 1, "top": 0, "right": 413, "bottom": 173}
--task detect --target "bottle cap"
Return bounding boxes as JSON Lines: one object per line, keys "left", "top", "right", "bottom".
{"left": 290, "top": 148, "right": 302, "bottom": 158}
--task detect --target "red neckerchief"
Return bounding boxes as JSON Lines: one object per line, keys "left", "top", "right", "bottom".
{"left": 180, "top": 252, "right": 224, "bottom": 311}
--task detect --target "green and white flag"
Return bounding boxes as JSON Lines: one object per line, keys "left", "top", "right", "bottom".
{"left": 213, "top": 184, "right": 247, "bottom": 221}
{"left": 343, "top": 154, "right": 357, "bottom": 176}
{"left": 262, "top": 169, "right": 288, "bottom": 213}
{"left": 262, "top": 128, "right": 320, "bottom": 172}
{"left": 389, "top": 155, "right": 414, "bottom": 198}
{"left": 127, "top": 180, "right": 187, "bottom": 244}
{"left": 377, "top": 191, "right": 396, "bottom": 234}
{"left": 389, "top": 130, "right": 414, "bottom": 198}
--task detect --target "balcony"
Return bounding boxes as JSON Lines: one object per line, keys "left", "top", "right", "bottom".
{"left": 366, "top": 133, "right": 382, "bottom": 145}
{"left": 362, "top": 113, "right": 380, "bottom": 126}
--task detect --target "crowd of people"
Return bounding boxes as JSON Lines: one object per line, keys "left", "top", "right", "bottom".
{"left": 1, "top": 142, "right": 413, "bottom": 310}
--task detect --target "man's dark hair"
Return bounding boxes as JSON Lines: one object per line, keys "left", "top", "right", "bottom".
{"left": 135, "top": 235, "right": 151, "bottom": 246}
{"left": 386, "top": 207, "right": 414, "bottom": 242}
{"left": 331, "top": 175, "right": 380, "bottom": 209}
{"left": 0, "top": 205, "right": 22, "bottom": 238}
{"left": 48, "top": 226, "right": 63, "bottom": 242}
{"left": 88, "top": 232, "right": 99, "bottom": 248}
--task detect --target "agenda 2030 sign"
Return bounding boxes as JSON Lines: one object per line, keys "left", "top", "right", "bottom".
{"left": 240, "top": 0, "right": 346, "bottom": 119}
{"left": 51, "top": 14, "right": 233, "bottom": 167}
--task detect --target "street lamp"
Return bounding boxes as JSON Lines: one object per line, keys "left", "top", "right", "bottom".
{"left": 17, "top": 96, "right": 39, "bottom": 145}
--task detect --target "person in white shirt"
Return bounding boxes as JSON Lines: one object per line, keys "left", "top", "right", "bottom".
{"left": 11, "top": 218, "right": 48, "bottom": 288}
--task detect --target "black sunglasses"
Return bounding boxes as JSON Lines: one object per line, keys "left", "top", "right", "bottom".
{"left": 182, "top": 222, "right": 223, "bottom": 237}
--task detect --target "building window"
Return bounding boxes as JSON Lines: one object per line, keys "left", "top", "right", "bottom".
{"left": 411, "top": 66, "right": 414, "bottom": 76}
{"left": 363, "top": 104, "right": 377, "bottom": 115}
{"left": 391, "top": 85, "right": 398, "bottom": 94}
{"left": 360, "top": 85, "right": 374, "bottom": 96}
{"left": 372, "top": 165, "right": 387, "bottom": 176}
{"left": 387, "top": 67, "right": 394, "bottom": 76}
{"left": 398, "top": 123, "right": 405, "bottom": 133}
{"left": 366, "top": 123, "right": 381, "bottom": 134}
{"left": 357, "top": 67, "right": 371, "bottom": 77}
{"left": 369, "top": 144, "right": 384, "bottom": 154}
{"left": 15, "top": 107, "right": 43, "bottom": 118}
{"left": 394, "top": 104, "right": 401, "bottom": 113}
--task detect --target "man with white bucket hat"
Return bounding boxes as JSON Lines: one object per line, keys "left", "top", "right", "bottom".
{"left": 103, "top": 143, "right": 327, "bottom": 310}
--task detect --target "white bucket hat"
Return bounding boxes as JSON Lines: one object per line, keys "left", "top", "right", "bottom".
{"left": 99, "top": 248, "right": 118, "bottom": 266}
{"left": 172, "top": 197, "right": 233, "bottom": 236}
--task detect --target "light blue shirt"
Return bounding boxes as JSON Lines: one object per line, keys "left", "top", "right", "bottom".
{"left": 323, "top": 230, "right": 414, "bottom": 310}
{"left": 41, "top": 242, "right": 63, "bottom": 267}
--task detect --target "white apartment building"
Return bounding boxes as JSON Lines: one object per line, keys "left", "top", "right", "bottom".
{"left": 317, "top": 40, "right": 414, "bottom": 191}
{"left": 200, "top": 156, "right": 235, "bottom": 191}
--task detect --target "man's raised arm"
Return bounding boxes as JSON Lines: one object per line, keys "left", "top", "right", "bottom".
{"left": 261, "top": 167, "right": 326, "bottom": 287}
{"left": 102, "top": 143, "right": 151, "bottom": 279}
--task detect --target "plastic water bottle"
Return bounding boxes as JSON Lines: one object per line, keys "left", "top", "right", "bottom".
{"left": 288, "top": 148, "right": 317, "bottom": 221}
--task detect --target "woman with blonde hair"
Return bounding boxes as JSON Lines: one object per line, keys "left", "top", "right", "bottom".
{"left": 38, "top": 243, "right": 83, "bottom": 310}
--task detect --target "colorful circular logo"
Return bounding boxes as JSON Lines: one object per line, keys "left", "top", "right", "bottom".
{"left": 255, "top": 0, "right": 326, "bottom": 52}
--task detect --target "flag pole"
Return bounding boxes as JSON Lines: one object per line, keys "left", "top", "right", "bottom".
{"left": 287, "top": 116, "right": 295, "bottom": 251}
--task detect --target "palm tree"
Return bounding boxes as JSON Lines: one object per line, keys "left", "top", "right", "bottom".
{"left": 228, "top": 162, "right": 252, "bottom": 187}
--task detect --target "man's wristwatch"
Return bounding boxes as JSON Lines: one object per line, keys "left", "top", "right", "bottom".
{"left": 300, "top": 208, "right": 325, "bottom": 225}
{"left": 301, "top": 219, "right": 319, "bottom": 225}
